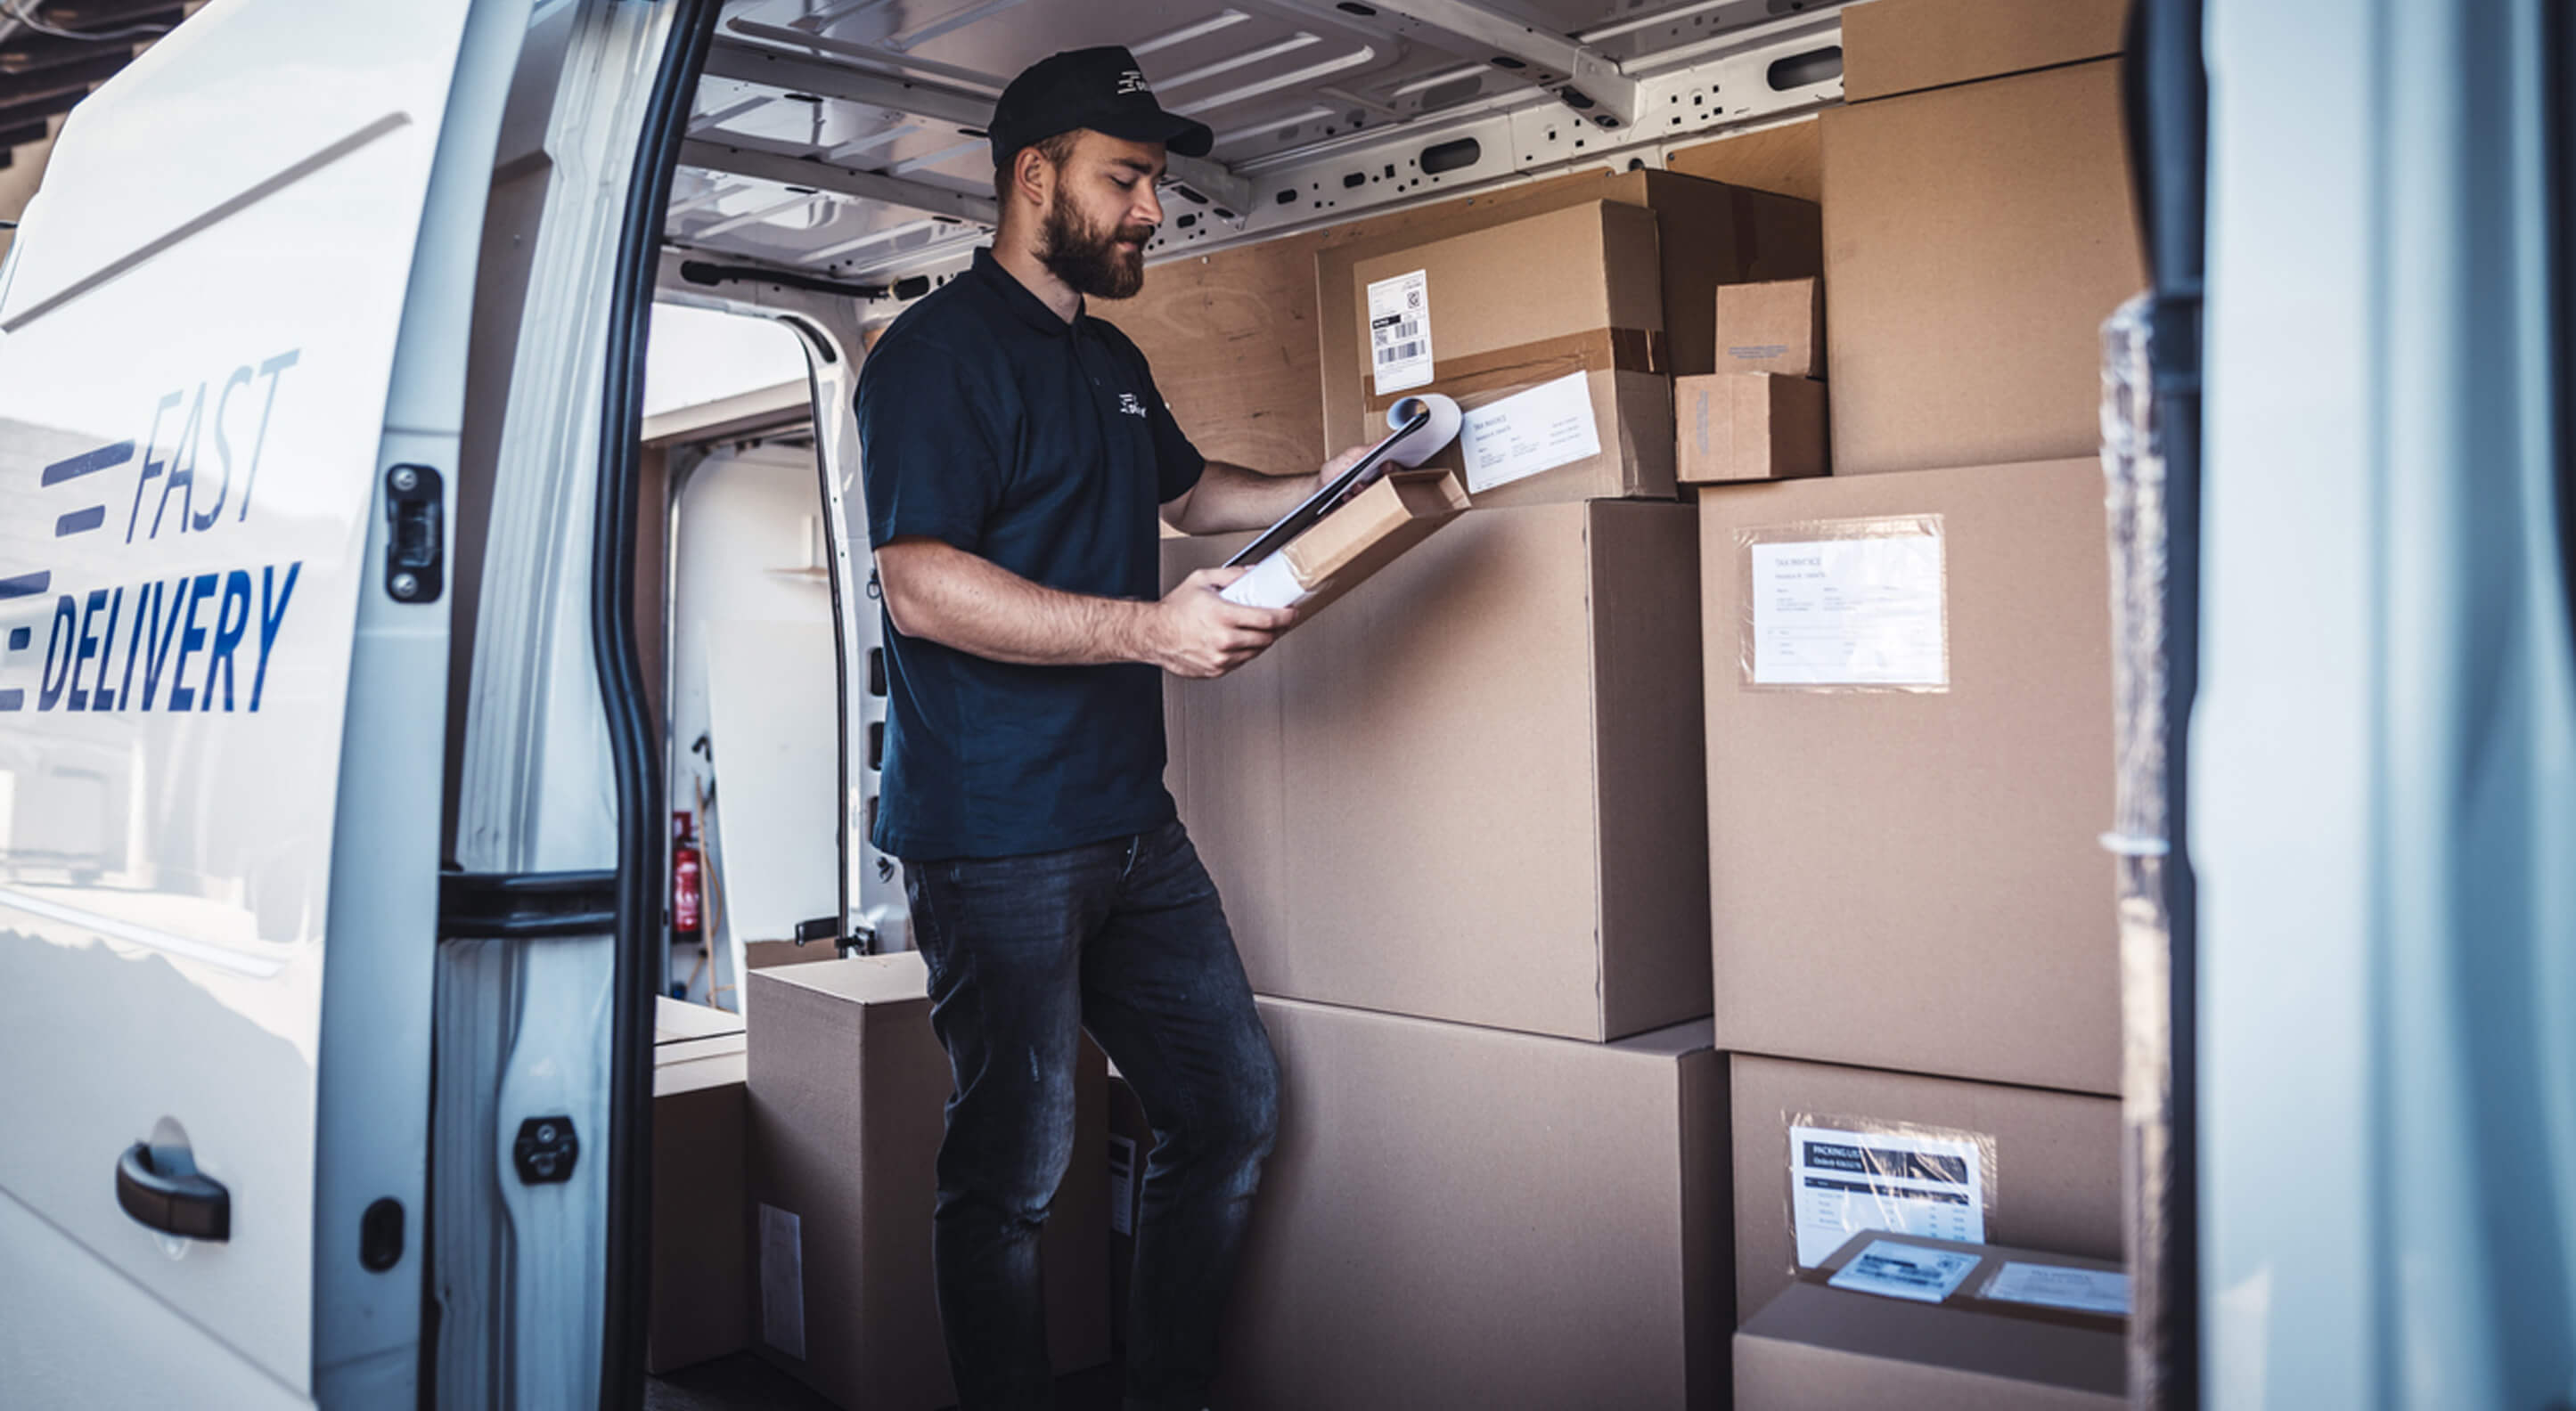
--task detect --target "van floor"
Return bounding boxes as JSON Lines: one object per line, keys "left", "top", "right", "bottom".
{"left": 644, "top": 1352, "right": 1124, "bottom": 1410}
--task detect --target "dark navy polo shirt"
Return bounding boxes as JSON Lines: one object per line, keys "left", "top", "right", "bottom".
{"left": 855, "top": 247, "right": 1206, "bottom": 861}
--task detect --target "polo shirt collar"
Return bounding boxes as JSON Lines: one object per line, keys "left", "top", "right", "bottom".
{"left": 970, "top": 246, "right": 1084, "bottom": 336}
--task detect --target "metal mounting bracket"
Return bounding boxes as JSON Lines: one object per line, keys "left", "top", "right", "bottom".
{"left": 1359, "top": 0, "right": 1641, "bottom": 129}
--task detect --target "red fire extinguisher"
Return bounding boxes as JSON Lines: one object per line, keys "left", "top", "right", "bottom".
{"left": 671, "top": 811, "right": 703, "bottom": 937}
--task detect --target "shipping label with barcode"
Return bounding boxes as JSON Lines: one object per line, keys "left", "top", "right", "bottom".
{"left": 1367, "top": 268, "right": 1434, "bottom": 395}
{"left": 1788, "top": 1122, "right": 1986, "bottom": 1267}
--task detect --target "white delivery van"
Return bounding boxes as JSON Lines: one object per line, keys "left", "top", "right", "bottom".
{"left": 0, "top": 1, "right": 2570, "bottom": 1408}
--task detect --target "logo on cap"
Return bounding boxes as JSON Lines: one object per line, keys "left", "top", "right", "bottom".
{"left": 1116, "top": 69, "right": 1151, "bottom": 94}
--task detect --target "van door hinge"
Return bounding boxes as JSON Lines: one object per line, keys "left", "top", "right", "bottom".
{"left": 438, "top": 869, "right": 619, "bottom": 940}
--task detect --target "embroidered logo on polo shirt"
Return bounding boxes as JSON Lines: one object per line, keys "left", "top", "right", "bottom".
{"left": 1116, "top": 69, "right": 1150, "bottom": 95}
{"left": 1116, "top": 392, "right": 1148, "bottom": 417}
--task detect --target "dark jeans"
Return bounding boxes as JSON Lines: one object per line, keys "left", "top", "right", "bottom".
{"left": 904, "top": 819, "right": 1280, "bottom": 1411}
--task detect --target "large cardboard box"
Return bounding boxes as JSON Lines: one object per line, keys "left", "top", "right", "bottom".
{"left": 1736, "top": 1233, "right": 2125, "bottom": 1409}
{"left": 1165, "top": 498, "right": 1709, "bottom": 1042}
{"left": 1842, "top": 0, "right": 2130, "bottom": 102}
{"left": 647, "top": 1009, "right": 750, "bottom": 1374}
{"left": 745, "top": 954, "right": 1110, "bottom": 1408}
{"left": 1730, "top": 1054, "right": 2122, "bottom": 1332}
{"left": 1700, "top": 461, "right": 2117, "bottom": 1091}
{"left": 1346, "top": 202, "right": 1673, "bottom": 507}
{"left": 1822, "top": 59, "right": 2144, "bottom": 475}
{"left": 1675, "top": 373, "right": 1827, "bottom": 484}
{"left": 1321, "top": 170, "right": 1820, "bottom": 460}
{"left": 1216, "top": 997, "right": 1726, "bottom": 1410}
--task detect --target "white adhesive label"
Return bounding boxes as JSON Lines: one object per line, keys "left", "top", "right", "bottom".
{"left": 759, "top": 1203, "right": 807, "bottom": 1359}
{"left": 1749, "top": 532, "right": 1947, "bottom": 687}
{"left": 1368, "top": 269, "right": 1435, "bottom": 395}
{"left": 1986, "top": 1261, "right": 2133, "bottom": 1316}
{"left": 1828, "top": 1239, "right": 1983, "bottom": 1304}
{"left": 1790, "top": 1123, "right": 1986, "bottom": 1268}
{"left": 1108, "top": 1134, "right": 1138, "bottom": 1237}
{"left": 1459, "top": 371, "right": 1600, "bottom": 493}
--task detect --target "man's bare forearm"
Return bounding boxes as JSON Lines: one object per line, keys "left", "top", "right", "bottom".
{"left": 1168, "top": 460, "right": 1322, "bottom": 534}
{"left": 876, "top": 537, "right": 1153, "bottom": 666}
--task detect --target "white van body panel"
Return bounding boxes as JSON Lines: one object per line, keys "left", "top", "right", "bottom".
{"left": 0, "top": 0, "right": 482, "bottom": 1399}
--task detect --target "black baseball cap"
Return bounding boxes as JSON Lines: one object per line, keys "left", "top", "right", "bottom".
{"left": 987, "top": 46, "right": 1214, "bottom": 169}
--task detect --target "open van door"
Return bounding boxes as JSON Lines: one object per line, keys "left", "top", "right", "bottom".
{"left": 0, "top": 2, "right": 525, "bottom": 1405}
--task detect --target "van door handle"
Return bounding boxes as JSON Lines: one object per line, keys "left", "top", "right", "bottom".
{"left": 116, "top": 1141, "right": 231, "bottom": 1242}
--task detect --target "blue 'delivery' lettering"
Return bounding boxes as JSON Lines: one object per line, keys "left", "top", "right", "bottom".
{"left": 38, "top": 596, "right": 76, "bottom": 710}
{"left": 202, "top": 570, "right": 253, "bottom": 712}
{"left": 165, "top": 572, "right": 218, "bottom": 712}
{"left": 68, "top": 588, "right": 108, "bottom": 711}
{"left": 251, "top": 562, "right": 299, "bottom": 713}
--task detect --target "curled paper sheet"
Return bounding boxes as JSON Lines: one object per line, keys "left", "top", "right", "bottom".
{"left": 1379, "top": 393, "right": 1462, "bottom": 467}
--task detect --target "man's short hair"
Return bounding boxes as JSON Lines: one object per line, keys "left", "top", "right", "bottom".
{"left": 994, "top": 131, "right": 1083, "bottom": 206}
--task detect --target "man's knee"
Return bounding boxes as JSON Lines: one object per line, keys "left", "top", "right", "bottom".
{"left": 940, "top": 1056, "right": 1082, "bottom": 1225}
{"left": 1185, "top": 1034, "right": 1280, "bottom": 1170}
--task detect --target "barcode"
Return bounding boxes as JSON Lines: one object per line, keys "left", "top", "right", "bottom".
{"left": 1377, "top": 318, "right": 1421, "bottom": 343}
{"left": 1375, "top": 339, "right": 1423, "bottom": 364}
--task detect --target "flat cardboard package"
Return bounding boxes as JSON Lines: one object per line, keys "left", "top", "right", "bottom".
{"left": 1347, "top": 201, "right": 1673, "bottom": 507}
{"left": 1675, "top": 373, "right": 1827, "bottom": 483}
{"left": 1165, "top": 498, "right": 1709, "bottom": 1042}
{"left": 1215, "top": 997, "right": 1725, "bottom": 1410}
{"left": 1220, "top": 466, "right": 1469, "bottom": 616}
{"left": 1823, "top": 59, "right": 2144, "bottom": 475}
{"left": 1736, "top": 1232, "right": 2126, "bottom": 1409}
{"left": 1700, "top": 461, "right": 2117, "bottom": 1091}
{"left": 1730, "top": 1053, "right": 2122, "bottom": 1331}
{"left": 1715, "top": 277, "right": 1822, "bottom": 377}
{"left": 745, "top": 954, "right": 1109, "bottom": 1408}
{"left": 1321, "top": 170, "right": 1820, "bottom": 463}
{"left": 1842, "top": 0, "right": 2129, "bottom": 102}
{"left": 647, "top": 1015, "right": 750, "bottom": 1374}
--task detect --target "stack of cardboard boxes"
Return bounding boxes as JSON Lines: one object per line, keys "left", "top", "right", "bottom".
{"left": 1149, "top": 170, "right": 1813, "bottom": 1410}
{"left": 1136, "top": 0, "right": 2143, "bottom": 1405}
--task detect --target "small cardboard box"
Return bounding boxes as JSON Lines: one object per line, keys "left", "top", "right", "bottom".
{"left": 1842, "top": 0, "right": 2130, "bottom": 102}
{"left": 1715, "top": 277, "right": 1822, "bottom": 377}
{"left": 1676, "top": 373, "right": 1827, "bottom": 484}
{"left": 1736, "top": 1233, "right": 2126, "bottom": 1409}
{"left": 1166, "top": 498, "right": 1709, "bottom": 1042}
{"left": 1223, "top": 467, "right": 1469, "bottom": 617}
{"left": 745, "top": 955, "right": 1110, "bottom": 1408}
{"left": 647, "top": 1010, "right": 750, "bottom": 1374}
{"left": 1822, "top": 58, "right": 2144, "bottom": 475}
{"left": 1320, "top": 170, "right": 1820, "bottom": 461}
{"left": 1700, "top": 461, "right": 2117, "bottom": 1092}
{"left": 1215, "top": 998, "right": 1725, "bottom": 1410}
{"left": 1347, "top": 201, "right": 1672, "bottom": 507}
{"left": 1730, "top": 1053, "right": 2122, "bottom": 1332}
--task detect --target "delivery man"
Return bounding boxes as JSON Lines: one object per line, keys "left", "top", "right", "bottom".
{"left": 854, "top": 45, "right": 1370, "bottom": 1411}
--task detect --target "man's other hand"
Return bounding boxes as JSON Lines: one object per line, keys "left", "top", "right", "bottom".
{"left": 1150, "top": 567, "right": 1296, "bottom": 679}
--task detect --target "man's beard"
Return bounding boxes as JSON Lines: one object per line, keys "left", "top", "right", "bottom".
{"left": 1038, "top": 189, "right": 1151, "bottom": 300}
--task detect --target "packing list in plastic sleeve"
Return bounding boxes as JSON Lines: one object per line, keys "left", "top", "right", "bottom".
{"left": 1788, "top": 1121, "right": 1986, "bottom": 1267}
{"left": 1459, "top": 371, "right": 1601, "bottom": 493}
{"left": 1368, "top": 269, "right": 1434, "bottom": 395}
{"left": 1744, "top": 519, "right": 1949, "bottom": 689}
